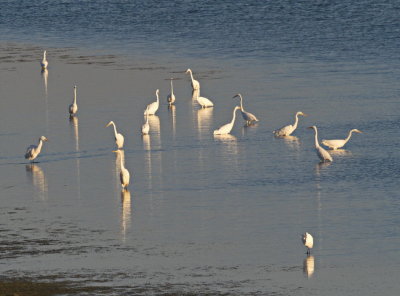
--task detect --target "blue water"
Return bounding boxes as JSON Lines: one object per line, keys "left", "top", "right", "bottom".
{"left": 1, "top": 1, "right": 400, "bottom": 295}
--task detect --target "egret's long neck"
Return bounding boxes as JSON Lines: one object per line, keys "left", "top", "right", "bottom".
{"left": 239, "top": 95, "right": 244, "bottom": 111}
{"left": 344, "top": 130, "right": 354, "bottom": 143}
{"left": 73, "top": 88, "right": 77, "bottom": 104}
{"left": 313, "top": 127, "right": 320, "bottom": 148}
{"left": 189, "top": 71, "right": 195, "bottom": 82}
{"left": 231, "top": 108, "right": 238, "bottom": 125}
{"left": 156, "top": 92, "right": 159, "bottom": 103}
{"left": 43, "top": 51, "right": 46, "bottom": 60}
{"left": 111, "top": 123, "right": 118, "bottom": 137}
{"left": 37, "top": 139, "right": 44, "bottom": 151}
{"left": 293, "top": 113, "right": 300, "bottom": 129}
{"left": 119, "top": 153, "right": 125, "bottom": 170}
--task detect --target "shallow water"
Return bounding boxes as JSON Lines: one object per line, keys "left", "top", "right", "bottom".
{"left": 1, "top": 1, "right": 400, "bottom": 295}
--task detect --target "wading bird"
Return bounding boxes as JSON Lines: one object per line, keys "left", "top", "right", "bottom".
{"left": 322, "top": 129, "right": 363, "bottom": 150}
{"left": 213, "top": 106, "right": 241, "bottom": 135}
{"left": 113, "top": 150, "right": 130, "bottom": 190}
{"left": 302, "top": 232, "right": 314, "bottom": 255}
{"left": 68, "top": 85, "right": 78, "bottom": 116}
{"left": 185, "top": 68, "right": 200, "bottom": 90}
{"left": 233, "top": 93, "right": 258, "bottom": 125}
{"left": 106, "top": 121, "right": 124, "bottom": 149}
{"left": 144, "top": 89, "right": 160, "bottom": 115}
{"left": 308, "top": 126, "right": 333, "bottom": 162}
{"left": 167, "top": 78, "right": 176, "bottom": 106}
{"left": 142, "top": 107, "right": 150, "bottom": 135}
{"left": 273, "top": 111, "right": 307, "bottom": 136}
{"left": 41, "top": 50, "right": 48, "bottom": 70}
{"left": 25, "top": 136, "right": 48, "bottom": 162}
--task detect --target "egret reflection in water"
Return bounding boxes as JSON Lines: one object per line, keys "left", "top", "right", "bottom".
{"left": 26, "top": 163, "right": 48, "bottom": 201}
{"left": 120, "top": 189, "right": 132, "bottom": 241}
{"left": 168, "top": 104, "right": 176, "bottom": 139}
{"left": 41, "top": 68, "right": 48, "bottom": 95}
{"left": 196, "top": 107, "right": 213, "bottom": 139}
{"left": 303, "top": 255, "right": 315, "bottom": 278}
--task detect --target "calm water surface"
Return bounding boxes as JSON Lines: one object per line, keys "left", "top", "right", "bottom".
{"left": 0, "top": 1, "right": 399, "bottom": 295}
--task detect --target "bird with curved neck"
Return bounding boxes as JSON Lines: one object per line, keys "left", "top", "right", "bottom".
{"left": 142, "top": 107, "right": 150, "bottom": 135}
{"left": 213, "top": 106, "right": 241, "bottom": 135}
{"left": 144, "top": 89, "right": 160, "bottom": 115}
{"left": 302, "top": 232, "right": 314, "bottom": 255}
{"left": 308, "top": 126, "right": 333, "bottom": 162}
{"left": 273, "top": 111, "right": 307, "bottom": 136}
{"left": 322, "top": 129, "right": 363, "bottom": 150}
{"left": 185, "top": 68, "right": 200, "bottom": 91}
{"left": 106, "top": 121, "right": 124, "bottom": 149}
{"left": 69, "top": 85, "right": 78, "bottom": 116}
{"left": 113, "top": 150, "right": 130, "bottom": 190}
{"left": 25, "top": 136, "right": 48, "bottom": 162}
{"left": 233, "top": 93, "right": 259, "bottom": 125}
{"left": 167, "top": 78, "right": 176, "bottom": 106}
{"left": 41, "top": 50, "right": 48, "bottom": 70}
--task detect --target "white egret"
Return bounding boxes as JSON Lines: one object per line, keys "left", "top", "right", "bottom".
{"left": 308, "top": 126, "right": 333, "bottom": 162}
{"left": 233, "top": 94, "right": 259, "bottom": 125}
{"left": 273, "top": 111, "right": 307, "bottom": 136}
{"left": 68, "top": 85, "right": 78, "bottom": 116}
{"left": 113, "top": 150, "right": 130, "bottom": 190}
{"left": 193, "top": 91, "right": 213, "bottom": 108}
{"left": 144, "top": 89, "right": 160, "bottom": 115}
{"left": 213, "top": 106, "right": 241, "bottom": 135}
{"left": 41, "top": 50, "right": 48, "bottom": 70}
{"left": 142, "top": 107, "right": 150, "bottom": 135}
{"left": 302, "top": 232, "right": 314, "bottom": 255}
{"left": 106, "top": 121, "right": 124, "bottom": 149}
{"left": 25, "top": 136, "right": 48, "bottom": 162}
{"left": 322, "top": 129, "right": 363, "bottom": 150}
{"left": 185, "top": 68, "right": 200, "bottom": 90}
{"left": 167, "top": 78, "right": 176, "bottom": 106}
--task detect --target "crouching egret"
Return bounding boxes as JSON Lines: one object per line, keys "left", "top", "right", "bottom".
{"left": 167, "top": 78, "right": 176, "bottom": 106}
{"left": 25, "top": 136, "right": 48, "bottom": 162}
{"left": 69, "top": 85, "right": 78, "bottom": 116}
{"left": 144, "top": 89, "right": 160, "bottom": 115}
{"left": 41, "top": 50, "right": 48, "bottom": 70}
{"left": 185, "top": 68, "right": 200, "bottom": 90}
{"left": 273, "top": 111, "right": 307, "bottom": 136}
{"left": 302, "top": 232, "right": 314, "bottom": 254}
{"left": 233, "top": 94, "right": 258, "bottom": 125}
{"left": 106, "top": 121, "right": 124, "bottom": 149}
{"left": 213, "top": 106, "right": 241, "bottom": 135}
{"left": 322, "top": 129, "right": 363, "bottom": 150}
{"left": 308, "top": 126, "right": 333, "bottom": 162}
{"left": 113, "top": 150, "right": 130, "bottom": 189}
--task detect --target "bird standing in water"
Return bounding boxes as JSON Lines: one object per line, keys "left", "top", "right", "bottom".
{"left": 25, "top": 136, "right": 48, "bottom": 162}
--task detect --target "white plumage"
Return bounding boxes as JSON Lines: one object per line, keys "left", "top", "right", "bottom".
{"left": 144, "top": 89, "right": 160, "bottom": 115}
{"left": 25, "top": 136, "right": 48, "bottom": 162}
{"left": 309, "top": 126, "right": 333, "bottom": 162}
{"left": 322, "top": 129, "right": 362, "bottom": 150}
{"left": 142, "top": 108, "right": 150, "bottom": 135}
{"left": 41, "top": 50, "right": 48, "bottom": 70}
{"left": 106, "top": 121, "right": 124, "bottom": 149}
{"left": 302, "top": 232, "right": 314, "bottom": 254}
{"left": 273, "top": 111, "right": 307, "bottom": 136}
{"left": 113, "top": 150, "right": 130, "bottom": 189}
{"left": 233, "top": 94, "right": 258, "bottom": 125}
{"left": 185, "top": 68, "right": 200, "bottom": 90}
{"left": 213, "top": 106, "right": 241, "bottom": 135}
{"left": 167, "top": 78, "right": 176, "bottom": 106}
{"left": 68, "top": 85, "right": 78, "bottom": 116}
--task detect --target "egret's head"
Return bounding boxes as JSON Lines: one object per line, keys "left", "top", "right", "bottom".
{"left": 353, "top": 129, "right": 363, "bottom": 133}
{"left": 74, "top": 85, "right": 77, "bottom": 89}
{"left": 297, "top": 111, "right": 307, "bottom": 117}
{"left": 106, "top": 121, "right": 113, "bottom": 127}
{"left": 40, "top": 136, "right": 48, "bottom": 142}
{"left": 185, "top": 68, "right": 191, "bottom": 74}
{"left": 308, "top": 126, "right": 316, "bottom": 130}
{"left": 232, "top": 93, "right": 241, "bottom": 99}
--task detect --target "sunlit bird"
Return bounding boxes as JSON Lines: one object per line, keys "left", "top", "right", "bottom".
{"left": 68, "top": 85, "right": 78, "bottom": 116}
{"left": 233, "top": 93, "right": 259, "bottom": 125}
{"left": 185, "top": 68, "right": 200, "bottom": 90}
{"left": 273, "top": 111, "right": 307, "bottom": 136}
{"left": 144, "top": 89, "right": 160, "bottom": 115}
{"left": 167, "top": 78, "right": 176, "bottom": 106}
{"left": 322, "top": 129, "right": 363, "bottom": 150}
{"left": 302, "top": 232, "right": 314, "bottom": 255}
{"left": 142, "top": 107, "right": 150, "bottom": 135}
{"left": 213, "top": 106, "right": 241, "bottom": 135}
{"left": 25, "top": 136, "right": 48, "bottom": 162}
{"left": 113, "top": 150, "right": 130, "bottom": 189}
{"left": 106, "top": 121, "right": 124, "bottom": 149}
{"left": 41, "top": 50, "right": 48, "bottom": 70}
{"left": 308, "top": 126, "right": 333, "bottom": 162}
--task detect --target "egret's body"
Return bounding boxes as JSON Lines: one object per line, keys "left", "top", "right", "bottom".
{"left": 233, "top": 94, "right": 258, "bottom": 125}
{"left": 142, "top": 108, "right": 150, "bottom": 135}
{"left": 167, "top": 78, "right": 176, "bottom": 106}
{"left": 41, "top": 50, "right": 48, "bottom": 70}
{"left": 69, "top": 85, "right": 78, "bottom": 116}
{"left": 309, "top": 126, "right": 333, "bottom": 162}
{"left": 114, "top": 150, "right": 130, "bottom": 189}
{"left": 144, "top": 89, "right": 160, "bottom": 115}
{"left": 186, "top": 68, "right": 200, "bottom": 90}
{"left": 322, "top": 129, "right": 363, "bottom": 150}
{"left": 213, "top": 106, "right": 240, "bottom": 135}
{"left": 25, "top": 136, "right": 48, "bottom": 162}
{"left": 106, "top": 121, "right": 124, "bottom": 149}
{"left": 302, "top": 232, "right": 314, "bottom": 254}
{"left": 274, "top": 111, "right": 307, "bottom": 136}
